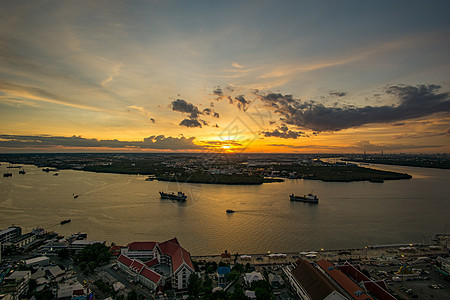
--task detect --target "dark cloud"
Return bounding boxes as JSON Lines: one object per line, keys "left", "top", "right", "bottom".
{"left": 202, "top": 108, "right": 213, "bottom": 115}
{"left": 393, "top": 130, "right": 449, "bottom": 139}
{"left": 329, "top": 91, "right": 348, "bottom": 97}
{"left": 0, "top": 134, "right": 203, "bottom": 150}
{"left": 257, "top": 84, "right": 450, "bottom": 131}
{"left": 231, "top": 95, "right": 251, "bottom": 111}
{"left": 171, "top": 99, "right": 201, "bottom": 118}
{"left": 212, "top": 87, "right": 251, "bottom": 111}
{"left": 268, "top": 140, "right": 443, "bottom": 151}
{"left": 171, "top": 99, "right": 219, "bottom": 128}
{"left": 261, "top": 124, "right": 304, "bottom": 139}
{"left": 179, "top": 119, "right": 202, "bottom": 128}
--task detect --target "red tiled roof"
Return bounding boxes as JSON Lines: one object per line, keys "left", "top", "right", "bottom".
{"left": 316, "top": 260, "right": 374, "bottom": 300}
{"left": 291, "top": 259, "right": 338, "bottom": 300}
{"left": 158, "top": 237, "right": 194, "bottom": 273}
{"left": 130, "top": 260, "right": 145, "bottom": 273}
{"left": 117, "top": 254, "right": 133, "bottom": 267}
{"left": 144, "top": 259, "right": 159, "bottom": 267}
{"left": 338, "top": 262, "right": 395, "bottom": 300}
{"left": 127, "top": 242, "right": 157, "bottom": 250}
{"left": 140, "top": 267, "right": 162, "bottom": 283}
{"left": 362, "top": 281, "right": 396, "bottom": 300}
{"left": 125, "top": 238, "right": 194, "bottom": 274}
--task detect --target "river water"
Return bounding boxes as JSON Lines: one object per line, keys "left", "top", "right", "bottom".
{"left": 0, "top": 162, "right": 449, "bottom": 255}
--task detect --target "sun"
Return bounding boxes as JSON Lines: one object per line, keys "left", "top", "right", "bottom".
{"left": 221, "top": 145, "right": 231, "bottom": 150}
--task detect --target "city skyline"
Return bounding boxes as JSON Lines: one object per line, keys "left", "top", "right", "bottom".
{"left": 1, "top": 0, "right": 450, "bottom": 153}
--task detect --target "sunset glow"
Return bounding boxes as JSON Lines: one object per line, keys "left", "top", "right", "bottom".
{"left": 0, "top": 1, "right": 449, "bottom": 153}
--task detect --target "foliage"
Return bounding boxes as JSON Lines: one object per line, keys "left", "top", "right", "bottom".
{"left": 225, "top": 270, "right": 239, "bottom": 282}
{"left": 94, "top": 279, "right": 113, "bottom": 295}
{"left": 74, "top": 243, "right": 111, "bottom": 273}
{"left": 231, "top": 284, "right": 248, "bottom": 300}
{"left": 252, "top": 280, "right": 273, "bottom": 300}
{"left": 187, "top": 273, "right": 201, "bottom": 297}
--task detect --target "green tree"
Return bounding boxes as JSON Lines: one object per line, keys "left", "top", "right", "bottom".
{"left": 230, "top": 284, "right": 247, "bottom": 300}
{"left": 187, "top": 273, "right": 201, "bottom": 297}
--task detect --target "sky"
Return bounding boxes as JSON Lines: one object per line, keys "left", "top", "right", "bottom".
{"left": 1, "top": 0, "right": 449, "bottom": 153}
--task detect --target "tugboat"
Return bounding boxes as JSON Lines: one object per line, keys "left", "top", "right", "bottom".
{"left": 226, "top": 209, "right": 235, "bottom": 213}
{"left": 60, "top": 219, "right": 71, "bottom": 225}
{"left": 159, "top": 191, "right": 187, "bottom": 201}
{"left": 290, "top": 193, "right": 319, "bottom": 203}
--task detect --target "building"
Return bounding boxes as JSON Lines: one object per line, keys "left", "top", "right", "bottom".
{"left": 284, "top": 258, "right": 346, "bottom": 300}
{"left": 268, "top": 273, "right": 284, "bottom": 289}
{"left": 9, "top": 232, "right": 36, "bottom": 248}
{"left": 435, "top": 256, "right": 450, "bottom": 277}
{"left": 217, "top": 266, "right": 231, "bottom": 287}
{"left": 316, "top": 260, "right": 374, "bottom": 300}
{"left": 0, "top": 270, "right": 31, "bottom": 300}
{"left": 25, "top": 256, "right": 50, "bottom": 267}
{"left": 70, "top": 240, "right": 105, "bottom": 252}
{"left": 0, "top": 227, "right": 22, "bottom": 246}
{"left": 57, "top": 281, "right": 89, "bottom": 299}
{"left": 335, "top": 262, "right": 395, "bottom": 300}
{"left": 45, "top": 265, "right": 65, "bottom": 282}
{"left": 117, "top": 237, "right": 194, "bottom": 290}
{"left": 244, "top": 271, "right": 264, "bottom": 286}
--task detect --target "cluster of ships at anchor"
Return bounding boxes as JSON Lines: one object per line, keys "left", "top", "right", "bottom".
{"left": 159, "top": 190, "right": 319, "bottom": 210}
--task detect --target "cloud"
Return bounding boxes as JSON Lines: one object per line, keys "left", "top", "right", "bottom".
{"left": 179, "top": 118, "right": 202, "bottom": 128}
{"left": 232, "top": 62, "right": 243, "bottom": 68}
{"left": 261, "top": 124, "right": 304, "bottom": 139}
{"left": 171, "top": 98, "right": 219, "bottom": 128}
{"left": 171, "top": 99, "right": 201, "bottom": 119}
{"left": 257, "top": 84, "right": 450, "bottom": 131}
{"left": 101, "top": 62, "right": 123, "bottom": 86}
{"left": 0, "top": 79, "right": 103, "bottom": 112}
{"left": 393, "top": 130, "right": 449, "bottom": 139}
{"left": 231, "top": 95, "right": 251, "bottom": 111}
{"left": 127, "top": 105, "right": 153, "bottom": 118}
{"left": 329, "top": 91, "right": 347, "bottom": 97}
{"left": 0, "top": 134, "right": 203, "bottom": 150}
{"left": 268, "top": 140, "right": 443, "bottom": 152}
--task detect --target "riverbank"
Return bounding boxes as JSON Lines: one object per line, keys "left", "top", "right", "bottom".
{"left": 192, "top": 234, "right": 449, "bottom": 266}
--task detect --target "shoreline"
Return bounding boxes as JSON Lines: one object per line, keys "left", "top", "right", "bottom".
{"left": 1, "top": 159, "right": 412, "bottom": 184}
{"left": 192, "top": 234, "right": 449, "bottom": 265}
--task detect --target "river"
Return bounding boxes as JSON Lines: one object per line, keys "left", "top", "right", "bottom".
{"left": 0, "top": 161, "right": 449, "bottom": 255}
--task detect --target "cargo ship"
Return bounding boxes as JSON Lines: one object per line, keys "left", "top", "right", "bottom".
{"left": 159, "top": 191, "right": 187, "bottom": 201}
{"left": 290, "top": 193, "right": 319, "bottom": 203}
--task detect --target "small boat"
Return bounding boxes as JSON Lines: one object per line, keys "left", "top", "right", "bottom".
{"left": 60, "top": 219, "right": 71, "bottom": 225}
{"left": 3, "top": 173, "right": 12, "bottom": 177}
{"left": 53, "top": 173, "right": 59, "bottom": 176}
{"left": 226, "top": 209, "right": 235, "bottom": 213}
{"left": 290, "top": 193, "right": 319, "bottom": 203}
{"left": 73, "top": 194, "right": 79, "bottom": 199}
{"left": 19, "top": 169, "right": 26, "bottom": 174}
{"left": 159, "top": 191, "right": 187, "bottom": 201}
{"left": 145, "top": 175, "right": 157, "bottom": 181}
